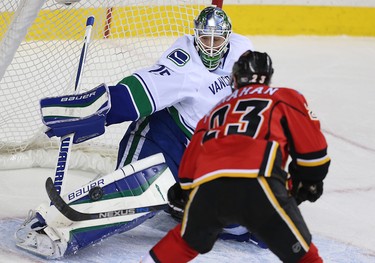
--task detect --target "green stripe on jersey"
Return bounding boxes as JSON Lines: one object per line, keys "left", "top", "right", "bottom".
{"left": 123, "top": 118, "right": 150, "bottom": 165}
{"left": 168, "top": 106, "right": 193, "bottom": 139}
{"left": 118, "top": 75, "right": 154, "bottom": 117}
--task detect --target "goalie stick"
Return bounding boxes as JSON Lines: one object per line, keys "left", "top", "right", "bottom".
{"left": 45, "top": 177, "right": 168, "bottom": 221}
{"left": 51, "top": 16, "right": 94, "bottom": 196}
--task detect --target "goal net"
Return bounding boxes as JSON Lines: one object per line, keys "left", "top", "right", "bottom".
{"left": 0, "top": 0, "right": 218, "bottom": 174}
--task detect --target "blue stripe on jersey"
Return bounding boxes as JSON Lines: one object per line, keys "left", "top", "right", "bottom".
{"left": 106, "top": 84, "right": 139, "bottom": 124}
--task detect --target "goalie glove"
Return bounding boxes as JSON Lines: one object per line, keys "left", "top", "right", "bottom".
{"left": 167, "top": 182, "right": 189, "bottom": 221}
{"left": 40, "top": 83, "right": 111, "bottom": 144}
{"left": 291, "top": 179, "right": 323, "bottom": 205}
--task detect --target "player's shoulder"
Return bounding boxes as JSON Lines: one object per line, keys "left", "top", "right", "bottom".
{"left": 219, "top": 33, "right": 254, "bottom": 71}
{"left": 229, "top": 33, "right": 254, "bottom": 50}
{"left": 230, "top": 33, "right": 253, "bottom": 44}
{"left": 157, "top": 35, "right": 202, "bottom": 72}
{"left": 273, "top": 87, "right": 308, "bottom": 106}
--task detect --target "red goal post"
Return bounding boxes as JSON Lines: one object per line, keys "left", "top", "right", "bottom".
{"left": 0, "top": 0, "right": 222, "bottom": 174}
{"left": 212, "top": 0, "right": 223, "bottom": 8}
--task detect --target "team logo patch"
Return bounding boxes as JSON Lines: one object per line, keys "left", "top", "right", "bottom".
{"left": 292, "top": 242, "right": 302, "bottom": 253}
{"left": 167, "top": 49, "right": 190, "bottom": 66}
{"left": 304, "top": 103, "right": 318, "bottom": 120}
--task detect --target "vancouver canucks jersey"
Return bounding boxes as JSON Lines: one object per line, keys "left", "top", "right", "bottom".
{"left": 109, "top": 33, "right": 253, "bottom": 138}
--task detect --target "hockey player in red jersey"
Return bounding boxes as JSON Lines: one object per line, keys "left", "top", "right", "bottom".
{"left": 141, "top": 50, "right": 331, "bottom": 262}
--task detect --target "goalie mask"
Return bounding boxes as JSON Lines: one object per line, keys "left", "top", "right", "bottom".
{"left": 194, "top": 6, "right": 232, "bottom": 71}
{"left": 231, "top": 50, "right": 274, "bottom": 89}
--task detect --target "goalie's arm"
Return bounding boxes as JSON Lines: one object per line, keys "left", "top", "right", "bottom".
{"left": 41, "top": 64, "right": 186, "bottom": 142}
{"left": 105, "top": 75, "right": 153, "bottom": 125}
{"left": 107, "top": 63, "right": 190, "bottom": 125}
{"left": 106, "top": 66, "right": 186, "bottom": 125}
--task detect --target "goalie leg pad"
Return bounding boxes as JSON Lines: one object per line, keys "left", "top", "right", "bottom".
{"left": 16, "top": 153, "right": 175, "bottom": 258}
{"left": 58, "top": 154, "right": 175, "bottom": 255}
{"left": 66, "top": 210, "right": 157, "bottom": 255}
{"left": 65, "top": 153, "right": 172, "bottom": 205}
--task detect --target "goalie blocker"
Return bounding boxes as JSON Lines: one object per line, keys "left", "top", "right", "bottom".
{"left": 15, "top": 153, "right": 175, "bottom": 259}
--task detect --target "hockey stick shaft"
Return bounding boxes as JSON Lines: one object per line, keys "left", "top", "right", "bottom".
{"left": 46, "top": 177, "right": 168, "bottom": 221}
{"left": 52, "top": 16, "right": 95, "bottom": 196}
{"left": 75, "top": 16, "right": 94, "bottom": 90}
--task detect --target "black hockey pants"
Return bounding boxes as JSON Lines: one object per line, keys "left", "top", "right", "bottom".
{"left": 181, "top": 177, "right": 312, "bottom": 263}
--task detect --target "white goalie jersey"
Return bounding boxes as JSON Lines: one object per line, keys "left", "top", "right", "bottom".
{"left": 123, "top": 33, "right": 254, "bottom": 137}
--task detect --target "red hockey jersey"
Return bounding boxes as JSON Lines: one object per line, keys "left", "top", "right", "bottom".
{"left": 179, "top": 84, "right": 330, "bottom": 189}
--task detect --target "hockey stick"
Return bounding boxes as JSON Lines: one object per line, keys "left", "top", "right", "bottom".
{"left": 45, "top": 177, "right": 168, "bottom": 221}
{"left": 52, "top": 16, "right": 95, "bottom": 196}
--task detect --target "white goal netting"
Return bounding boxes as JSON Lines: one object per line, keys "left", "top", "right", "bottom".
{"left": 0, "top": 0, "right": 214, "bottom": 173}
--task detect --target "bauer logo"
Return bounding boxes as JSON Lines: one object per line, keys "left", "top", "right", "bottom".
{"left": 61, "top": 91, "right": 96, "bottom": 102}
{"left": 67, "top": 179, "right": 105, "bottom": 201}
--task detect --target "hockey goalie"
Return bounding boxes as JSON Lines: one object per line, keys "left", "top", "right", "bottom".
{"left": 15, "top": 84, "right": 175, "bottom": 258}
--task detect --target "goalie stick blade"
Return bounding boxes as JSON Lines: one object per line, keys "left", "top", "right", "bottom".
{"left": 45, "top": 177, "right": 168, "bottom": 222}
{"left": 46, "top": 177, "right": 93, "bottom": 221}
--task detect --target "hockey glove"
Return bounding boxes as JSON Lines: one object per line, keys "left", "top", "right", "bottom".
{"left": 40, "top": 84, "right": 111, "bottom": 144}
{"left": 167, "top": 182, "right": 189, "bottom": 221}
{"left": 291, "top": 180, "right": 323, "bottom": 205}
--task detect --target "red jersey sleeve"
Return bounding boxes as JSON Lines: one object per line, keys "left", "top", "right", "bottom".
{"left": 278, "top": 89, "right": 330, "bottom": 182}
